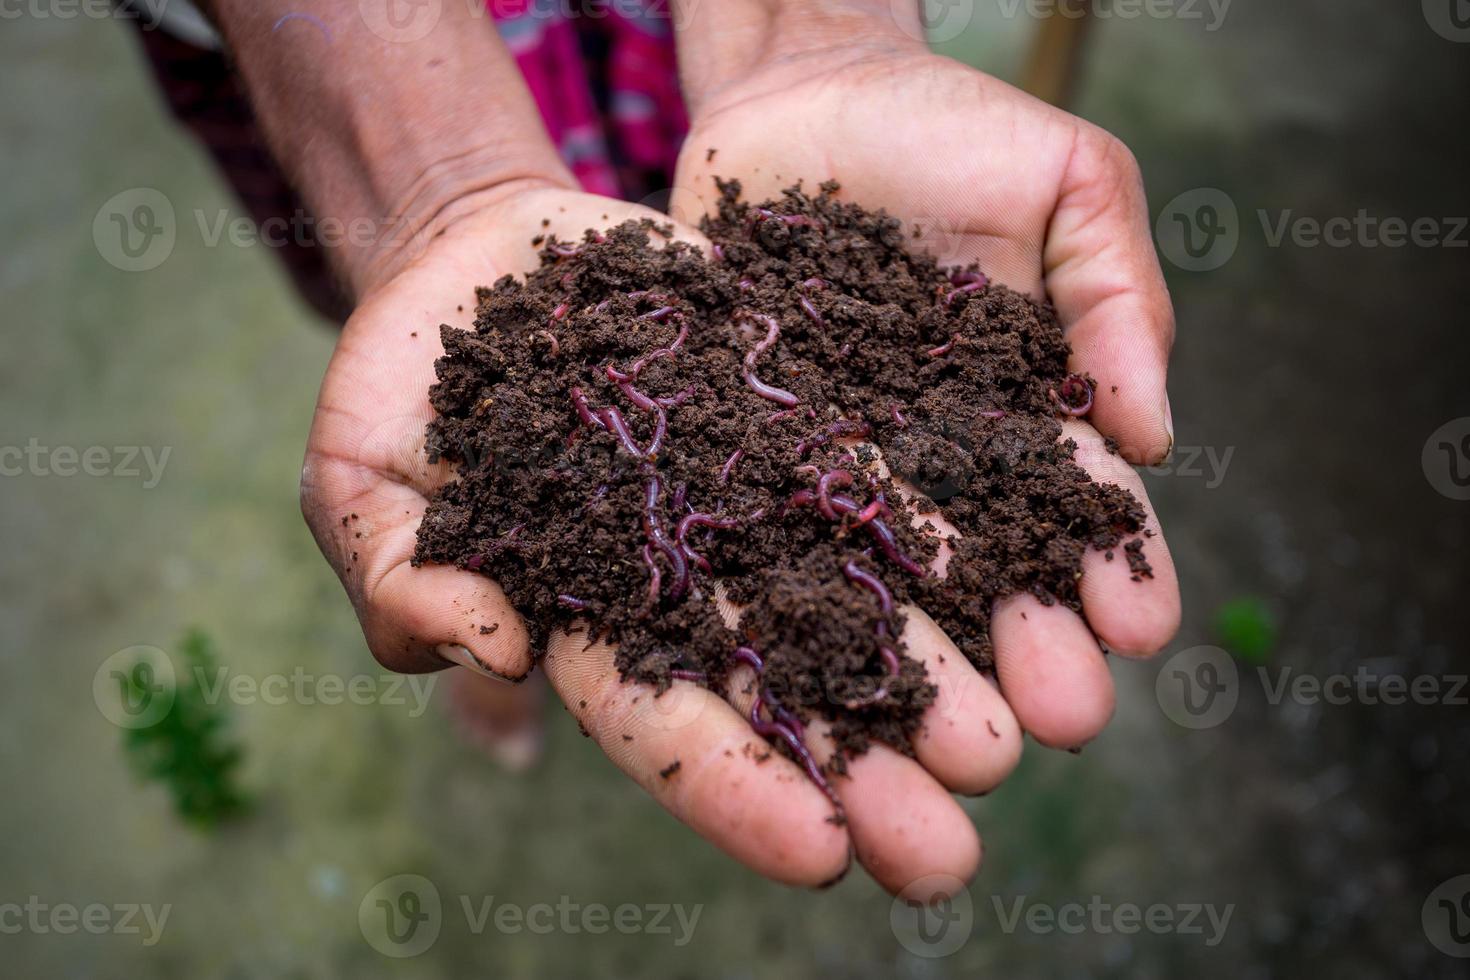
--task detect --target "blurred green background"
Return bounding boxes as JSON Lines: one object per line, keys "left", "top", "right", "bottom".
{"left": 2, "top": 2, "right": 1467, "bottom": 977}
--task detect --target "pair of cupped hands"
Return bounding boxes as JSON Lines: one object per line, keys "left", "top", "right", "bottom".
{"left": 300, "top": 50, "right": 1180, "bottom": 900}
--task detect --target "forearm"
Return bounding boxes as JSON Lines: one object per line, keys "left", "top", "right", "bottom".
{"left": 670, "top": 0, "right": 925, "bottom": 117}
{"left": 205, "top": 1, "right": 574, "bottom": 295}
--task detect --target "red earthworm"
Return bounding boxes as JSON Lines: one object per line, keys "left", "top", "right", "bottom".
{"left": 550, "top": 302, "right": 570, "bottom": 320}
{"left": 749, "top": 697, "right": 839, "bottom": 807}
{"left": 676, "top": 513, "right": 741, "bottom": 541}
{"left": 569, "top": 387, "right": 606, "bottom": 430}
{"left": 1049, "top": 374, "right": 1094, "bottom": 416}
{"left": 597, "top": 406, "right": 647, "bottom": 457}
{"left": 643, "top": 476, "right": 689, "bottom": 598}
{"left": 533, "top": 331, "right": 560, "bottom": 356}
{"left": 941, "top": 275, "right": 989, "bottom": 307}
{"left": 980, "top": 409, "right": 1007, "bottom": 419}
{"left": 765, "top": 690, "right": 806, "bottom": 740}
{"left": 926, "top": 335, "right": 958, "bottom": 358}
{"left": 748, "top": 209, "right": 824, "bottom": 234}
{"left": 657, "top": 386, "right": 696, "bottom": 408}
{"left": 738, "top": 279, "right": 755, "bottom": 291}
{"left": 670, "top": 668, "right": 706, "bottom": 683}
{"left": 645, "top": 406, "right": 669, "bottom": 457}
{"left": 711, "top": 244, "right": 726, "bottom": 262}
{"left": 640, "top": 306, "right": 678, "bottom": 322}
{"left": 787, "top": 490, "right": 926, "bottom": 577}
{"left": 732, "top": 646, "right": 764, "bottom": 673}
{"left": 852, "top": 494, "right": 891, "bottom": 526}
{"left": 802, "top": 278, "right": 830, "bottom": 290}
{"left": 719, "top": 449, "right": 744, "bottom": 483}
{"left": 795, "top": 419, "right": 871, "bottom": 457}
{"left": 890, "top": 404, "right": 910, "bottom": 428}
{"left": 681, "top": 542, "right": 712, "bottom": 574}
{"left": 727, "top": 645, "right": 834, "bottom": 802}
{"left": 843, "top": 560, "right": 895, "bottom": 617}
{"left": 557, "top": 594, "right": 588, "bottom": 611}
{"left": 737, "top": 311, "right": 801, "bottom": 407}
{"left": 642, "top": 543, "right": 662, "bottom": 606}
{"left": 816, "top": 469, "right": 854, "bottom": 521}
{"left": 799, "top": 295, "right": 823, "bottom": 326}
{"left": 857, "top": 511, "right": 927, "bottom": 577}
{"left": 766, "top": 407, "right": 816, "bottom": 426}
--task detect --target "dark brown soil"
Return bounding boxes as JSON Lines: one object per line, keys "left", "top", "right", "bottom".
{"left": 414, "top": 180, "right": 1147, "bottom": 770}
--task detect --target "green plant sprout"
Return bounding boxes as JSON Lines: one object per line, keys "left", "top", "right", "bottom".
{"left": 1213, "top": 596, "right": 1277, "bottom": 665}
{"left": 121, "top": 629, "right": 248, "bottom": 828}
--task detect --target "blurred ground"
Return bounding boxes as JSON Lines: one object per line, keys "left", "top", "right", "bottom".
{"left": 1, "top": 3, "right": 1467, "bottom": 978}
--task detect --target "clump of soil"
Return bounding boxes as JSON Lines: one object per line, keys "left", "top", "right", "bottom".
{"left": 414, "top": 180, "right": 1148, "bottom": 787}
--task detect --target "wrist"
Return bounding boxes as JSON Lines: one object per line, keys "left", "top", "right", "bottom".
{"left": 673, "top": 0, "right": 928, "bottom": 117}
{"left": 340, "top": 137, "right": 573, "bottom": 298}
{"left": 208, "top": 0, "right": 574, "bottom": 298}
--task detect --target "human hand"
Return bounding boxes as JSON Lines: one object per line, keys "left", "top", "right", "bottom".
{"left": 668, "top": 8, "right": 1182, "bottom": 894}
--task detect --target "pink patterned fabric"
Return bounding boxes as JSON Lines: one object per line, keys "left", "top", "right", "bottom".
{"left": 488, "top": 1, "right": 689, "bottom": 201}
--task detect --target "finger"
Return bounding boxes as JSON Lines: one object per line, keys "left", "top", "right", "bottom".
{"left": 1045, "top": 125, "right": 1175, "bottom": 465}
{"left": 806, "top": 718, "right": 982, "bottom": 897}
{"left": 722, "top": 664, "right": 980, "bottom": 897}
{"left": 542, "top": 630, "right": 851, "bottom": 888}
{"left": 991, "top": 593, "right": 1115, "bottom": 750}
{"left": 1064, "top": 419, "right": 1182, "bottom": 657}
{"left": 301, "top": 449, "right": 534, "bottom": 679}
{"left": 901, "top": 605, "right": 1024, "bottom": 796}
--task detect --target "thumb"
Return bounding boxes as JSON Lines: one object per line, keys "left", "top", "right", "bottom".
{"left": 1044, "top": 126, "right": 1175, "bottom": 464}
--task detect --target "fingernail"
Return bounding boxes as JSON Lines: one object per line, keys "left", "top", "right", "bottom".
{"left": 436, "top": 643, "right": 520, "bottom": 684}
{"left": 1161, "top": 394, "right": 1175, "bottom": 462}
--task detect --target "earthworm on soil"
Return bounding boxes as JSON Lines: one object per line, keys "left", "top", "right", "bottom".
{"left": 738, "top": 311, "right": 801, "bottom": 408}
{"left": 1049, "top": 374, "right": 1094, "bottom": 416}
{"left": 718, "top": 449, "right": 744, "bottom": 483}
{"left": 730, "top": 645, "right": 841, "bottom": 808}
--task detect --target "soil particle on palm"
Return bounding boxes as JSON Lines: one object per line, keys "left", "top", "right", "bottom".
{"left": 414, "top": 179, "right": 1147, "bottom": 768}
